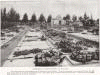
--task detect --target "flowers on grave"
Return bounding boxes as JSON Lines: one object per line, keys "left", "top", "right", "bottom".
{"left": 34, "top": 49, "right": 64, "bottom": 66}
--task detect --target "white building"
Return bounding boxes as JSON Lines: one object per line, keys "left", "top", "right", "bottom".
{"left": 51, "top": 15, "right": 66, "bottom": 27}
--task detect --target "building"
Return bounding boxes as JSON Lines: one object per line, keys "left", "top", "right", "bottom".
{"left": 51, "top": 15, "right": 66, "bottom": 27}
{"left": 69, "top": 21, "right": 83, "bottom": 32}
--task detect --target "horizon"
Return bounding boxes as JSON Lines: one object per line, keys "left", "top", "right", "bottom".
{"left": 1, "top": 0, "right": 99, "bottom": 20}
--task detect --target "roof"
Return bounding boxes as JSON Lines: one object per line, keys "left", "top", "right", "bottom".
{"left": 72, "top": 21, "right": 83, "bottom": 26}
{"left": 52, "top": 15, "right": 62, "bottom": 20}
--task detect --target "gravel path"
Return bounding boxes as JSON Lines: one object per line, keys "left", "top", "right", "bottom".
{"left": 1, "top": 26, "right": 29, "bottom": 66}
{"left": 2, "top": 29, "right": 54, "bottom": 67}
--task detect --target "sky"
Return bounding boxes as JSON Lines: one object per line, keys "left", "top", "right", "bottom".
{"left": 0, "top": 0, "right": 99, "bottom": 20}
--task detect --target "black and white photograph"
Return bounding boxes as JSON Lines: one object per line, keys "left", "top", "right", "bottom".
{"left": 0, "top": 0, "right": 99, "bottom": 68}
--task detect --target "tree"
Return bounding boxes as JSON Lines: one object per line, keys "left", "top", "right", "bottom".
{"left": 1, "top": 9, "right": 3, "bottom": 21}
{"left": 63, "top": 17, "right": 66, "bottom": 20}
{"left": 8, "top": 8, "right": 17, "bottom": 22}
{"left": 22, "top": 13, "right": 28, "bottom": 22}
{"left": 39, "top": 14, "right": 45, "bottom": 22}
{"left": 15, "top": 13, "right": 20, "bottom": 22}
{"left": 84, "top": 12, "right": 88, "bottom": 20}
{"left": 1, "top": 8, "right": 20, "bottom": 22}
{"left": 1, "top": 8, "right": 7, "bottom": 22}
{"left": 47, "top": 15, "right": 52, "bottom": 23}
{"left": 72, "top": 15, "right": 77, "bottom": 22}
{"left": 66, "top": 14, "right": 70, "bottom": 20}
{"left": 97, "top": 19, "right": 99, "bottom": 24}
{"left": 31, "top": 14, "right": 36, "bottom": 22}
{"left": 79, "top": 16, "right": 83, "bottom": 21}
{"left": 63, "top": 14, "right": 70, "bottom": 20}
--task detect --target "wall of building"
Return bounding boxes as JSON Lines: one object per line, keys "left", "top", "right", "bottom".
{"left": 51, "top": 19, "right": 66, "bottom": 27}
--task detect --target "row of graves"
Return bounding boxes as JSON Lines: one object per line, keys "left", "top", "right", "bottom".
{"left": 43, "top": 29, "right": 99, "bottom": 66}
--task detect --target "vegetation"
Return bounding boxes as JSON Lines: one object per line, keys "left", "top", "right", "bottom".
{"left": 1, "top": 8, "right": 20, "bottom": 29}
{"left": 13, "top": 48, "right": 42, "bottom": 57}
{"left": 76, "top": 40, "right": 99, "bottom": 48}
{"left": 63, "top": 14, "right": 70, "bottom": 20}
{"left": 39, "top": 14, "right": 46, "bottom": 22}
{"left": 47, "top": 15, "right": 52, "bottom": 23}
{"left": 72, "top": 15, "right": 77, "bottom": 22}
{"left": 31, "top": 14, "right": 37, "bottom": 23}
{"left": 45, "top": 29, "right": 66, "bottom": 39}
{"left": 59, "top": 32, "right": 66, "bottom": 38}
{"left": 34, "top": 50, "right": 64, "bottom": 66}
{"left": 70, "top": 49, "right": 99, "bottom": 64}
{"left": 57, "top": 40, "right": 83, "bottom": 53}
{"left": 22, "top": 13, "right": 28, "bottom": 23}
{"left": 70, "top": 50, "right": 92, "bottom": 64}
{"left": 1, "top": 7, "right": 99, "bottom": 31}
{"left": 40, "top": 35, "right": 46, "bottom": 41}
{"left": 1, "top": 22, "right": 16, "bottom": 29}
{"left": 1, "top": 8, "right": 20, "bottom": 22}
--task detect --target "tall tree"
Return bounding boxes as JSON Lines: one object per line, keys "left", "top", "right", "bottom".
{"left": 1, "top": 9, "right": 3, "bottom": 21}
{"left": 72, "top": 15, "right": 77, "bottom": 22}
{"left": 15, "top": 13, "right": 20, "bottom": 22}
{"left": 39, "top": 14, "right": 45, "bottom": 22}
{"left": 1, "top": 8, "right": 7, "bottom": 21}
{"left": 22, "top": 13, "right": 28, "bottom": 22}
{"left": 66, "top": 14, "right": 70, "bottom": 20}
{"left": 1, "top": 8, "right": 20, "bottom": 22}
{"left": 8, "top": 8, "right": 17, "bottom": 22}
{"left": 31, "top": 14, "right": 36, "bottom": 22}
{"left": 84, "top": 12, "right": 88, "bottom": 20}
{"left": 97, "top": 19, "right": 99, "bottom": 24}
{"left": 47, "top": 15, "right": 52, "bottom": 23}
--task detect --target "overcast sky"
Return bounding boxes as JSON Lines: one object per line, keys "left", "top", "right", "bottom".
{"left": 1, "top": 0, "right": 99, "bottom": 20}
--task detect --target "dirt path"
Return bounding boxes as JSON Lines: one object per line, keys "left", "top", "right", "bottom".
{"left": 1, "top": 26, "right": 30, "bottom": 66}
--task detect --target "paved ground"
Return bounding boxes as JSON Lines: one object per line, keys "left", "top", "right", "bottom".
{"left": 0, "top": 26, "right": 30, "bottom": 66}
